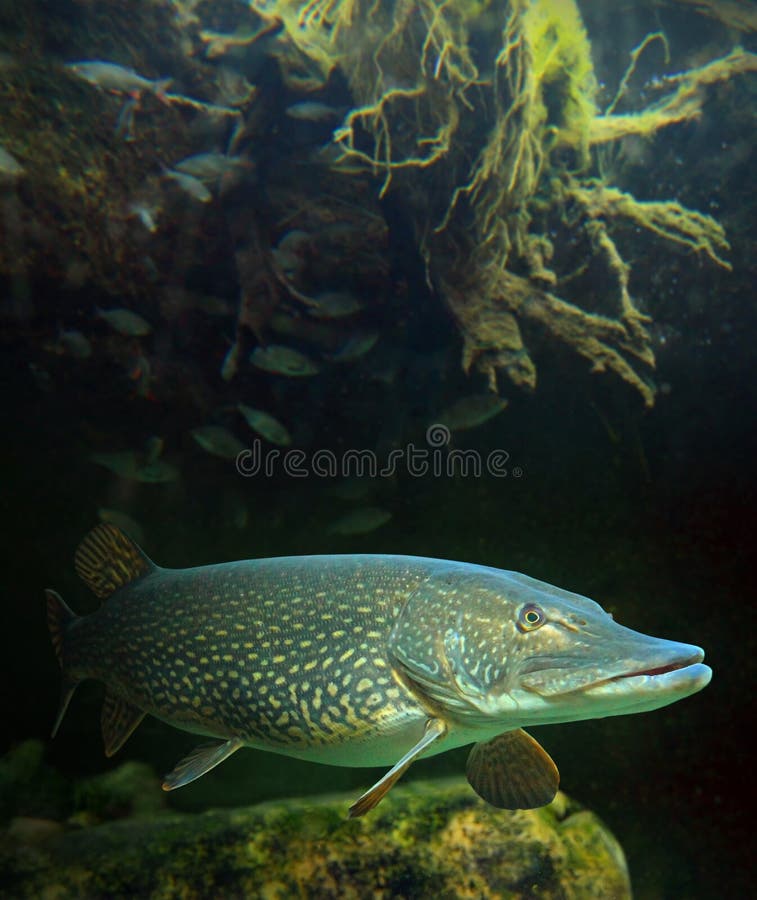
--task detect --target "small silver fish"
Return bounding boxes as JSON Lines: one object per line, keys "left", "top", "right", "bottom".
{"left": 90, "top": 451, "right": 179, "bottom": 484}
{"left": 174, "top": 152, "right": 252, "bottom": 183}
{"left": 271, "top": 248, "right": 302, "bottom": 279}
{"left": 191, "top": 425, "right": 246, "bottom": 460}
{"left": 250, "top": 345, "right": 320, "bottom": 377}
{"left": 66, "top": 61, "right": 171, "bottom": 97}
{"left": 306, "top": 291, "right": 363, "bottom": 319}
{"left": 216, "top": 67, "right": 257, "bottom": 107}
{"left": 96, "top": 308, "right": 152, "bottom": 337}
{"left": 238, "top": 405, "right": 292, "bottom": 447}
{"left": 163, "top": 169, "right": 212, "bottom": 203}
{"left": 328, "top": 507, "right": 393, "bottom": 536}
{"left": 285, "top": 101, "right": 345, "bottom": 122}
{"left": 128, "top": 201, "right": 160, "bottom": 233}
{"left": 269, "top": 313, "right": 337, "bottom": 349}
{"left": 272, "top": 229, "right": 311, "bottom": 279}
{"left": 159, "top": 288, "right": 233, "bottom": 320}
{"left": 328, "top": 331, "right": 380, "bottom": 363}
{"left": 276, "top": 230, "right": 311, "bottom": 255}
{"left": 51, "top": 329, "right": 92, "bottom": 360}
{"left": 115, "top": 96, "right": 139, "bottom": 141}
{"left": 435, "top": 394, "right": 509, "bottom": 432}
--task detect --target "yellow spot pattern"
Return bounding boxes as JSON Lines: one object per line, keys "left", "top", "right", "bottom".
{"left": 98, "top": 556, "right": 429, "bottom": 753}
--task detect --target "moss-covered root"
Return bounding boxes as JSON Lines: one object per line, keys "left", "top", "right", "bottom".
{"left": 589, "top": 47, "right": 757, "bottom": 147}
{"left": 1, "top": 777, "right": 631, "bottom": 899}
{"left": 446, "top": 270, "right": 655, "bottom": 406}
{"left": 571, "top": 181, "right": 731, "bottom": 271}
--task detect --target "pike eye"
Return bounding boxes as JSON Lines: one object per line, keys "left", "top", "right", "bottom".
{"left": 518, "top": 604, "right": 545, "bottom": 631}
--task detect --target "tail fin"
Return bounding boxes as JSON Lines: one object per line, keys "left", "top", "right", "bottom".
{"left": 45, "top": 589, "right": 80, "bottom": 738}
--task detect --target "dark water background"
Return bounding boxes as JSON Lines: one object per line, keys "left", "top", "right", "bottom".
{"left": 1, "top": 1, "right": 756, "bottom": 898}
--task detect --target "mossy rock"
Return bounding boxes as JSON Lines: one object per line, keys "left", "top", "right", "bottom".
{"left": 0, "top": 776, "right": 630, "bottom": 899}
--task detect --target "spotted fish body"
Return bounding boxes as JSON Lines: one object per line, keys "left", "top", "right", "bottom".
{"left": 47, "top": 525, "right": 712, "bottom": 816}
{"left": 67, "top": 553, "right": 439, "bottom": 765}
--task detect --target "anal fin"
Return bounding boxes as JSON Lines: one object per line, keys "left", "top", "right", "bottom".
{"left": 349, "top": 717, "right": 447, "bottom": 818}
{"left": 162, "top": 738, "right": 244, "bottom": 791}
{"left": 101, "top": 691, "right": 146, "bottom": 757}
{"left": 466, "top": 728, "right": 559, "bottom": 810}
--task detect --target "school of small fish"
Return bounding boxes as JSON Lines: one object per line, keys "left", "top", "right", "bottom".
{"left": 9, "top": 0, "right": 519, "bottom": 544}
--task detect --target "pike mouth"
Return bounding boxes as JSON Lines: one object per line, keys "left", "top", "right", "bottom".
{"left": 518, "top": 641, "right": 711, "bottom": 700}
{"left": 610, "top": 651, "right": 704, "bottom": 682}
{"left": 583, "top": 647, "right": 711, "bottom": 699}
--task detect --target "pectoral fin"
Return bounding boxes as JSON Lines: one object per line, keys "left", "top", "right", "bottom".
{"left": 349, "top": 717, "right": 447, "bottom": 818}
{"left": 466, "top": 728, "right": 559, "bottom": 809}
{"left": 162, "top": 738, "right": 244, "bottom": 791}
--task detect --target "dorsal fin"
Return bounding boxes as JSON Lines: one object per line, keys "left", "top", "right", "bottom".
{"left": 74, "top": 523, "right": 155, "bottom": 599}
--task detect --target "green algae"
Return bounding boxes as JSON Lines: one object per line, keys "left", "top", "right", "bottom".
{"left": 1, "top": 773, "right": 631, "bottom": 899}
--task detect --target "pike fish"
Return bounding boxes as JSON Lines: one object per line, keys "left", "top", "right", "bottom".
{"left": 47, "top": 525, "right": 711, "bottom": 816}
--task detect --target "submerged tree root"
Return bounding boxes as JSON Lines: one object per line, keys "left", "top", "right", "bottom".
{"left": 252, "top": 0, "right": 755, "bottom": 406}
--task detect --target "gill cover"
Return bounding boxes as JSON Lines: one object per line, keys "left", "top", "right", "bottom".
{"left": 387, "top": 564, "right": 502, "bottom": 717}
